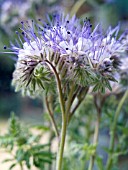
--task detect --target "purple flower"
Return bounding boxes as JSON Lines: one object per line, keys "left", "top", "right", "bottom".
{"left": 4, "top": 13, "right": 128, "bottom": 95}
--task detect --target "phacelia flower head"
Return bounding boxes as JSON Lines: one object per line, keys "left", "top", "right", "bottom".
{"left": 4, "top": 13, "right": 128, "bottom": 96}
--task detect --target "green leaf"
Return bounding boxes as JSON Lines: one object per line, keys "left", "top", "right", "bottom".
{"left": 27, "top": 135, "right": 39, "bottom": 144}
{"left": 9, "top": 163, "right": 16, "bottom": 170}
{"left": 113, "top": 150, "right": 128, "bottom": 157}
{"left": 38, "top": 158, "right": 52, "bottom": 164}
{"left": 82, "top": 143, "right": 97, "bottom": 155}
{"left": 37, "top": 79, "right": 45, "bottom": 89}
{"left": 41, "top": 76, "right": 50, "bottom": 82}
{"left": 31, "top": 144, "right": 50, "bottom": 150}
{"left": 102, "top": 147, "right": 112, "bottom": 154}
{"left": 33, "top": 157, "right": 40, "bottom": 167}
{"left": 16, "top": 148, "right": 25, "bottom": 162}
{"left": 31, "top": 78, "right": 36, "bottom": 91}
{"left": 105, "top": 79, "right": 112, "bottom": 91}
{"left": 8, "top": 112, "right": 21, "bottom": 138}
{"left": 93, "top": 84, "right": 100, "bottom": 92}
{"left": 34, "top": 151, "right": 53, "bottom": 158}
{"left": 2, "top": 158, "right": 14, "bottom": 163}
{"left": 96, "top": 156, "right": 104, "bottom": 170}
{"left": 101, "top": 86, "right": 105, "bottom": 93}
{"left": 24, "top": 152, "right": 31, "bottom": 169}
{"left": 119, "top": 127, "right": 128, "bottom": 135}
{"left": 0, "top": 135, "right": 14, "bottom": 148}
{"left": 32, "top": 125, "right": 50, "bottom": 131}
{"left": 108, "top": 75, "right": 118, "bottom": 82}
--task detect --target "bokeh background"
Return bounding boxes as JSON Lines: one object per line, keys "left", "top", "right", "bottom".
{"left": 0, "top": 0, "right": 128, "bottom": 169}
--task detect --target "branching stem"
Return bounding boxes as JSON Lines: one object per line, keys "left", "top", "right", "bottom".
{"left": 88, "top": 109, "right": 101, "bottom": 170}
{"left": 56, "top": 114, "right": 67, "bottom": 170}
{"left": 45, "top": 59, "right": 66, "bottom": 170}
{"left": 45, "top": 95, "right": 59, "bottom": 137}
{"left": 56, "top": 83, "right": 76, "bottom": 170}
{"left": 69, "top": 87, "right": 88, "bottom": 122}
{"left": 88, "top": 94, "right": 102, "bottom": 170}
{"left": 106, "top": 90, "right": 128, "bottom": 170}
{"left": 66, "top": 83, "right": 76, "bottom": 122}
{"left": 45, "top": 60, "right": 65, "bottom": 117}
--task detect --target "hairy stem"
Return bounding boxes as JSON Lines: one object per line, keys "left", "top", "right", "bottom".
{"left": 88, "top": 94, "right": 102, "bottom": 170}
{"left": 45, "top": 60, "right": 66, "bottom": 170}
{"left": 106, "top": 90, "right": 128, "bottom": 170}
{"left": 45, "top": 60, "right": 65, "bottom": 116}
{"left": 56, "top": 114, "right": 67, "bottom": 170}
{"left": 45, "top": 95, "right": 59, "bottom": 137}
{"left": 56, "top": 83, "right": 75, "bottom": 170}
{"left": 88, "top": 109, "right": 101, "bottom": 170}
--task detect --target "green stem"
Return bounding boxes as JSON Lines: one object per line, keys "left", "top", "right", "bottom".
{"left": 88, "top": 107, "right": 101, "bottom": 170}
{"left": 45, "top": 60, "right": 66, "bottom": 170}
{"left": 45, "top": 60, "right": 65, "bottom": 116}
{"left": 45, "top": 96, "right": 59, "bottom": 137}
{"left": 66, "top": 84, "right": 76, "bottom": 122}
{"left": 56, "top": 114, "right": 67, "bottom": 170}
{"left": 56, "top": 83, "right": 75, "bottom": 170}
{"left": 20, "top": 163, "right": 24, "bottom": 170}
{"left": 69, "top": 87, "right": 89, "bottom": 122}
{"left": 106, "top": 90, "right": 128, "bottom": 170}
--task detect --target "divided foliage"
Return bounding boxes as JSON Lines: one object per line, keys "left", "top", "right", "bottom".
{"left": 0, "top": 113, "right": 55, "bottom": 170}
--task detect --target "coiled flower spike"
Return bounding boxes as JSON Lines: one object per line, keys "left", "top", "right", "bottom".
{"left": 4, "top": 13, "right": 128, "bottom": 96}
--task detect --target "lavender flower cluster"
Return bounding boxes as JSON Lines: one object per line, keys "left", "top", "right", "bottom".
{"left": 5, "top": 13, "right": 128, "bottom": 96}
